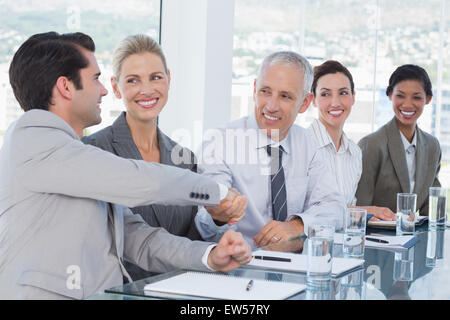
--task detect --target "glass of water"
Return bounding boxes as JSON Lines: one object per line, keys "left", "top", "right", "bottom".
{"left": 396, "top": 193, "right": 417, "bottom": 235}
{"left": 337, "top": 269, "right": 365, "bottom": 300}
{"left": 426, "top": 229, "right": 445, "bottom": 268}
{"left": 343, "top": 208, "right": 367, "bottom": 259}
{"left": 306, "top": 224, "right": 335, "bottom": 289}
{"left": 446, "top": 188, "right": 450, "bottom": 228}
{"left": 393, "top": 248, "right": 414, "bottom": 281}
{"left": 429, "top": 187, "right": 447, "bottom": 230}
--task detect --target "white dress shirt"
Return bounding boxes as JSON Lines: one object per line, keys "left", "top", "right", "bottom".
{"left": 307, "top": 119, "right": 362, "bottom": 206}
{"left": 195, "top": 113, "right": 346, "bottom": 246}
{"left": 399, "top": 129, "right": 417, "bottom": 193}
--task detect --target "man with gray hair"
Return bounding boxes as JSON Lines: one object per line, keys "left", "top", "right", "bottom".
{"left": 195, "top": 51, "right": 346, "bottom": 249}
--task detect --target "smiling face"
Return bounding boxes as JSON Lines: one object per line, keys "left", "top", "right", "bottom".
{"left": 254, "top": 62, "right": 312, "bottom": 141}
{"left": 389, "top": 79, "right": 431, "bottom": 130}
{"left": 71, "top": 48, "right": 108, "bottom": 129}
{"left": 111, "top": 52, "right": 170, "bottom": 124}
{"left": 313, "top": 72, "right": 355, "bottom": 130}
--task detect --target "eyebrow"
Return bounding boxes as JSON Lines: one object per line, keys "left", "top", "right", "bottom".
{"left": 320, "top": 87, "right": 351, "bottom": 91}
{"left": 124, "top": 71, "right": 165, "bottom": 78}
{"left": 280, "top": 90, "right": 295, "bottom": 97}
{"left": 397, "top": 90, "right": 424, "bottom": 95}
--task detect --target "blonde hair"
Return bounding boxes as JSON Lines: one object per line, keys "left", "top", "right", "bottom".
{"left": 112, "top": 34, "right": 167, "bottom": 79}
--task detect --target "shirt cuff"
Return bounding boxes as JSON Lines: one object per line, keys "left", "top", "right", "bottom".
{"left": 201, "top": 244, "right": 217, "bottom": 271}
{"left": 217, "top": 183, "right": 228, "bottom": 201}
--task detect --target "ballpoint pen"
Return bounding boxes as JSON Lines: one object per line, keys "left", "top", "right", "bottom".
{"left": 366, "top": 237, "right": 389, "bottom": 244}
{"left": 252, "top": 255, "right": 292, "bottom": 262}
{"left": 246, "top": 279, "right": 254, "bottom": 291}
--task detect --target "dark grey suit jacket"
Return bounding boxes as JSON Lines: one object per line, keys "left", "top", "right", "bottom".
{"left": 356, "top": 117, "right": 441, "bottom": 216}
{"left": 83, "top": 112, "right": 202, "bottom": 280}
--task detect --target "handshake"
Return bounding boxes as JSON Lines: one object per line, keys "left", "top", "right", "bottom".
{"left": 205, "top": 188, "right": 247, "bottom": 226}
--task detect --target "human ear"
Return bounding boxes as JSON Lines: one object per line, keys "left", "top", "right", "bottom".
{"left": 298, "top": 92, "right": 313, "bottom": 114}
{"left": 111, "top": 76, "right": 122, "bottom": 99}
{"left": 55, "top": 76, "right": 72, "bottom": 100}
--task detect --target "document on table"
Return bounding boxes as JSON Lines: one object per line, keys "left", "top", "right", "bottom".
{"left": 143, "top": 271, "right": 306, "bottom": 300}
{"left": 334, "top": 233, "right": 419, "bottom": 251}
{"left": 367, "top": 216, "right": 428, "bottom": 229}
{"left": 247, "top": 250, "right": 364, "bottom": 277}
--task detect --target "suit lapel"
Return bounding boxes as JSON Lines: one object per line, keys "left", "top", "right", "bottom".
{"left": 110, "top": 112, "right": 143, "bottom": 160}
{"left": 157, "top": 128, "right": 175, "bottom": 166}
{"left": 386, "top": 118, "right": 410, "bottom": 193}
{"left": 110, "top": 112, "right": 163, "bottom": 217}
{"left": 413, "top": 127, "right": 427, "bottom": 203}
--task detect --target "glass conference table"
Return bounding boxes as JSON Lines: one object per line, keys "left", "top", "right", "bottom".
{"left": 89, "top": 224, "right": 450, "bottom": 300}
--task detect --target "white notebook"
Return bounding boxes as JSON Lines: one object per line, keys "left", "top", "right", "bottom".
{"left": 144, "top": 271, "right": 306, "bottom": 300}
{"left": 334, "top": 233, "right": 418, "bottom": 251}
{"left": 367, "top": 216, "right": 427, "bottom": 228}
{"left": 247, "top": 250, "right": 364, "bottom": 276}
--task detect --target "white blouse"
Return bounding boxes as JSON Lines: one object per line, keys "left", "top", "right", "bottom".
{"left": 308, "top": 119, "right": 362, "bottom": 206}
{"left": 399, "top": 129, "right": 417, "bottom": 193}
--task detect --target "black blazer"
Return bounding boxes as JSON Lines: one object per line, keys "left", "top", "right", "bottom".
{"left": 83, "top": 112, "right": 202, "bottom": 280}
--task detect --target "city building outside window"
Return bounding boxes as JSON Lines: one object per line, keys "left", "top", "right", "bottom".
{"left": 0, "top": 0, "right": 161, "bottom": 143}
{"left": 232, "top": 0, "right": 449, "bottom": 187}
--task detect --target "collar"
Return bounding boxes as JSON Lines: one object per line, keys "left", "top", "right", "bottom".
{"left": 311, "top": 118, "right": 354, "bottom": 155}
{"left": 248, "top": 111, "right": 291, "bottom": 155}
{"left": 111, "top": 111, "right": 172, "bottom": 156}
{"left": 399, "top": 129, "right": 417, "bottom": 152}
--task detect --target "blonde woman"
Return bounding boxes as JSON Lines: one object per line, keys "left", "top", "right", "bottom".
{"left": 83, "top": 35, "right": 203, "bottom": 279}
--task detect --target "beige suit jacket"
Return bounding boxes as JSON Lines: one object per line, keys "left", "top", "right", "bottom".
{"left": 356, "top": 117, "right": 441, "bottom": 215}
{"left": 0, "top": 110, "right": 220, "bottom": 299}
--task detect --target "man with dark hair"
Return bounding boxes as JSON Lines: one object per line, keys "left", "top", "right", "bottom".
{"left": 0, "top": 32, "right": 251, "bottom": 299}
{"left": 9, "top": 32, "right": 94, "bottom": 111}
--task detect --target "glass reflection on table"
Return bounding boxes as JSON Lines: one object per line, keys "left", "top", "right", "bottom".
{"left": 99, "top": 227, "right": 450, "bottom": 300}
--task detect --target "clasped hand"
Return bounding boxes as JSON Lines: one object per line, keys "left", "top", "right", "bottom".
{"left": 205, "top": 187, "right": 247, "bottom": 226}
{"left": 207, "top": 230, "right": 252, "bottom": 272}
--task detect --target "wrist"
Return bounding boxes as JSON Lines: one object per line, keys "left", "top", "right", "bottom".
{"left": 289, "top": 217, "right": 304, "bottom": 234}
{"left": 205, "top": 245, "right": 217, "bottom": 271}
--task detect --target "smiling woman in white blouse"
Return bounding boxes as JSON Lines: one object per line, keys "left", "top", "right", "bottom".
{"left": 308, "top": 60, "right": 396, "bottom": 221}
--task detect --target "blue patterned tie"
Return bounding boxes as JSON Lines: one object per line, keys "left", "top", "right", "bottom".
{"left": 266, "top": 145, "right": 287, "bottom": 221}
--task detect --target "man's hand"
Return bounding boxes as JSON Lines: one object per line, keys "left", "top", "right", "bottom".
{"left": 205, "top": 188, "right": 247, "bottom": 226}
{"left": 356, "top": 206, "right": 396, "bottom": 221}
{"left": 253, "top": 219, "right": 304, "bottom": 248}
{"left": 207, "top": 230, "right": 252, "bottom": 272}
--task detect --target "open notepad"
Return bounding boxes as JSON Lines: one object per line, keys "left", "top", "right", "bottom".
{"left": 143, "top": 271, "right": 306, "bottom": 300}
{"left": 247, "top": 250, "right": 364, "bottom": 277}
{"left": 367, "top": 216, "right": 428, "bottom": 229}
{"left": 334, "top": 233, "right": 419, "bottom": 251}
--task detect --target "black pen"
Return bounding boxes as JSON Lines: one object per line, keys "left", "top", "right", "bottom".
{"left": 253, "top": 255, "right": 292, "bottom": 262}
{"left": 366, "top": 237, "right": 389, "bottom": 244}
{"left": 246, "top": 280, "right": 254, "bottom": 291}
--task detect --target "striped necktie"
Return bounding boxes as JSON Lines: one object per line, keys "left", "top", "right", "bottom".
{"left": 266, "top": 145, "right": 287, "bottom": 221}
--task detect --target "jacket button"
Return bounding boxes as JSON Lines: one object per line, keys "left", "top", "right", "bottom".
{"left": 190, "top": 192, "right": 195, "bottom": 198}
{"left": 205, "top": 194, "right": 210, "bottom": 200}
{"left": 200, "top": 194, "right": 205, "bottom": 199}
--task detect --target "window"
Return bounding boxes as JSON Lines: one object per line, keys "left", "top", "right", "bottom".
{"left": 232, "top": 0, "right": 379, "bottom": 144}
{"left": 232, "top": 0, "right": 450, "bottom": 160}
{"left": 0, "top": 0, "right": 161, "bottom": 145}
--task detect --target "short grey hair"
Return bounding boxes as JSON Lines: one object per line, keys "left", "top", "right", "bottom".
{"left": 112, "top": 34, "right": 167, "bottom": 80}
{"left": 257, "top": 51, "right": 313, "bottom": 98}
